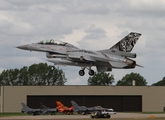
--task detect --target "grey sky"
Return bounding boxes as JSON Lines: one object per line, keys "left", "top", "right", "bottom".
{"left": 0, "top": 0, "right": 165, "bottom": 85}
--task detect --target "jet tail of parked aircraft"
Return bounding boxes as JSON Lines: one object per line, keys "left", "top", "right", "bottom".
{"left": 39, "top": 102, "right": 48, "bottom": 109}
{"left": 110, "top": 32, "right": 141, "bottom": 52}
{"left": 21, "top": 103, "right": 29, "bottom": 109}
{"left": 56, "top": 101, "right": 64, "bottom": 108}
{"left": 71, "top": 101, "right": 80, "bottom": 109}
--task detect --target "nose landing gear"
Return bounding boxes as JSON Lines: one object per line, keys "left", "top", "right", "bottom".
{"left": 50, "top": 66, "right": 55, "bottom": 71}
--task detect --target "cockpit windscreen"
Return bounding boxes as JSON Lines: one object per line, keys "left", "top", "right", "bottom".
{"left": 37, "top": 39, "right": 78, "bottom": 48}
{"left": 37, "top": 39, "right": 66, "bottom": 46}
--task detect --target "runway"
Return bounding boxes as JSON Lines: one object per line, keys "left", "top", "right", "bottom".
{"left": 0, "top": 113, "right": 165, "bottom": 120}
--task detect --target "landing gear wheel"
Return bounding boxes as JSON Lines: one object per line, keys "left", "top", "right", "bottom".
{"left": 79, "top": 70, "right": 85, "bottom": 76}
{"left": 50, "top": 66, "right": 55, "bottom": 71}
{"left": 89, "top": 70, "right": 94, "bottom": 76}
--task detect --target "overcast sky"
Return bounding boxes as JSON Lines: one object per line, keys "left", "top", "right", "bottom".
{"left": 0, "top": 0, "right": 165, "bottom": 85}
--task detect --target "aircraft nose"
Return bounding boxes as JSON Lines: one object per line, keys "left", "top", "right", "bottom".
{"left": 16, "top": 44, "right": 29, "bottom": 50}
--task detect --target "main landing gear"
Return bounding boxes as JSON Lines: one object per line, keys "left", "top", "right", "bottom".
{"left": 79, "top": 68, "right": 94, "bottom": 76}
{"left": 79, "top": 70, "right": 85, "bottom": 76}
{"left": 50, "top": 65, "right": 94, "bottom": 76}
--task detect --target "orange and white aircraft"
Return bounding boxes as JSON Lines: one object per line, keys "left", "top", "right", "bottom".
{"left": 56, "top": 101, "right": 74, "bottom": 115}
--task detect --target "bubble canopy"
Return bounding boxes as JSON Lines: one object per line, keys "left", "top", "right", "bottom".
{"left": 37, "top": 39, "right": 77, "bottom": 48}
{"left": 37, "top": 39, "right": 66, "bottom": 45}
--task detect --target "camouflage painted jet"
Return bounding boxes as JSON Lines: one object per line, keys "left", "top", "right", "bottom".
{"left": 17, "top": 32, "right": 142, "bottom": 76}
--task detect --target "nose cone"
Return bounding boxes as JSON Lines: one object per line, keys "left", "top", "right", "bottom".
{"left": 16, "top": 44, "right": 29, "bottom": 50}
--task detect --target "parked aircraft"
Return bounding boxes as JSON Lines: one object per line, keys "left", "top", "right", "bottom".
{"left": 17, "top": 32, "right": 142, "bottom": 76}
{"left": 21, "top": 103, "right": 41, "bottom": 115}
{"left": 21, "top": 102, "right": 57, "bottom": 115}
{"left": 39, "top": 102, "right": 57, "bottom": 115}
{"left": 71, "top": 101, "right": 106, "bottom": 115}
{"left": 56, "top": 101, "right": 74, "bottom": 115}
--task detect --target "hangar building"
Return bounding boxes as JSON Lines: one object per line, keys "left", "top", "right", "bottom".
{"left": 0, "top": 86, "right": 165, "bottom": 113}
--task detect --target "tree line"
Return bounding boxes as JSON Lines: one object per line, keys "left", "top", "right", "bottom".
{"left": 0, "top": 63, "right": 66, "bottom": 86}
{"left": 0, "top": 63, "right": 164, "bottom": 86}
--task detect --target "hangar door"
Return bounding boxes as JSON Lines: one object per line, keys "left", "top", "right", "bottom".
{"left": 27, "top": 95, "right": 142, "bottom": 112}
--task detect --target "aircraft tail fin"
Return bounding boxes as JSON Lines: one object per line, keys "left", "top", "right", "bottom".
{"left": 71, "top": 101, "right": 80, "bottom": 109}
{"left": 39, "top": 102, "right": 48, "bottom": 109}
{"left": 56, "top": 101, "right": 64, "bottom": 108}
{"left": 21, "top": 103, "right": 29, "bottom": 109}
{"left": 110, "top": 32, "right": 141, "bottom": 52}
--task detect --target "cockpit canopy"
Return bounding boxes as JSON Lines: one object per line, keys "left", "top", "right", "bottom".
{"left": 37, "top": 39, "right": 77, "bottom": 48}
{"left": 37, "top": 39, "right": 66, "bottom": 45}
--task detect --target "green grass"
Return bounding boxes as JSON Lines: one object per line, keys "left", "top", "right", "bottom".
{"left": 0, "top": 112, "right": 29, "bottom": 117}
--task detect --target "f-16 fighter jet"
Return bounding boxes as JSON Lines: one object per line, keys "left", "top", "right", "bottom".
{"left": 21, "top": 103, "right": 41, "bottom": 115}
{"left": 39, "top": 102, "right": 57, "bottom": 115}
{"left": 17, "top": 32, "right": 142, "bottom": 76}
{"left": 21, "top": 102, "right": 57, "bottom": 115}
{"left": 56, "top": 101, "right": 74, "bottom": 115}
{"left": 71, "top": 101, "right": 117, "bottom": 115}
{"left": 71, "top": 101, "right": 105, "bottom": 115}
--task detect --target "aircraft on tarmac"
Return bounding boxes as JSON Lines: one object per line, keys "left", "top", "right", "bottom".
{"left": 39, "top": 102, "right": 57, "bottom": 115}
{"left": 21, "top": 102, "right": 57, "bottom": 115}
{"left": 17, "top": 32, "right": 142, "bottom": 76}
{"left": 21, "top": 103, "right": 41, "bottom": 115}
{"left": 56, "top": 101, "right": 74, "bottom": 115}
{"left": 71, "top": 101, "right": 106, "bottom": 115}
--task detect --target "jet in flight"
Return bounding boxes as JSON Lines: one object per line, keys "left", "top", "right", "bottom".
{"left": 71, "top": 101, "right": 106, "bottom": 115}
{"left": 56, "top": 101, "right": 74, "bottom": 115}
{"left": 17, "top": 32, "right": 142, "bottom": 76}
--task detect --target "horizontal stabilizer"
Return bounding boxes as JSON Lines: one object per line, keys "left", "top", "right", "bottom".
{"left": 100, "top": 50, "right": 137, "bottom": 58}
{"left": 109, "top": 61, "right": 128, "bottom": 68}
{"left": 96, "top": 66, "right": 112, "bottom": 72}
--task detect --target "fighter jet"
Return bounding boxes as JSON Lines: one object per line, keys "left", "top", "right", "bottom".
{"left": 21, "top": 103, "right": 41, "bottom": 115}
{"left": 21, "top": 102, "right": 57, "bottom": 115}
{"left": 71, "top": 101, "right": 106, "bottom": 115}
{"left": 17, "top": 32, "right": 142, "bottom": 76}
{"left": 56, "top": 101, "right": 74, "bottom": 115}
{"left": 39, "top": 102, "right": 57, "bottom": 115}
